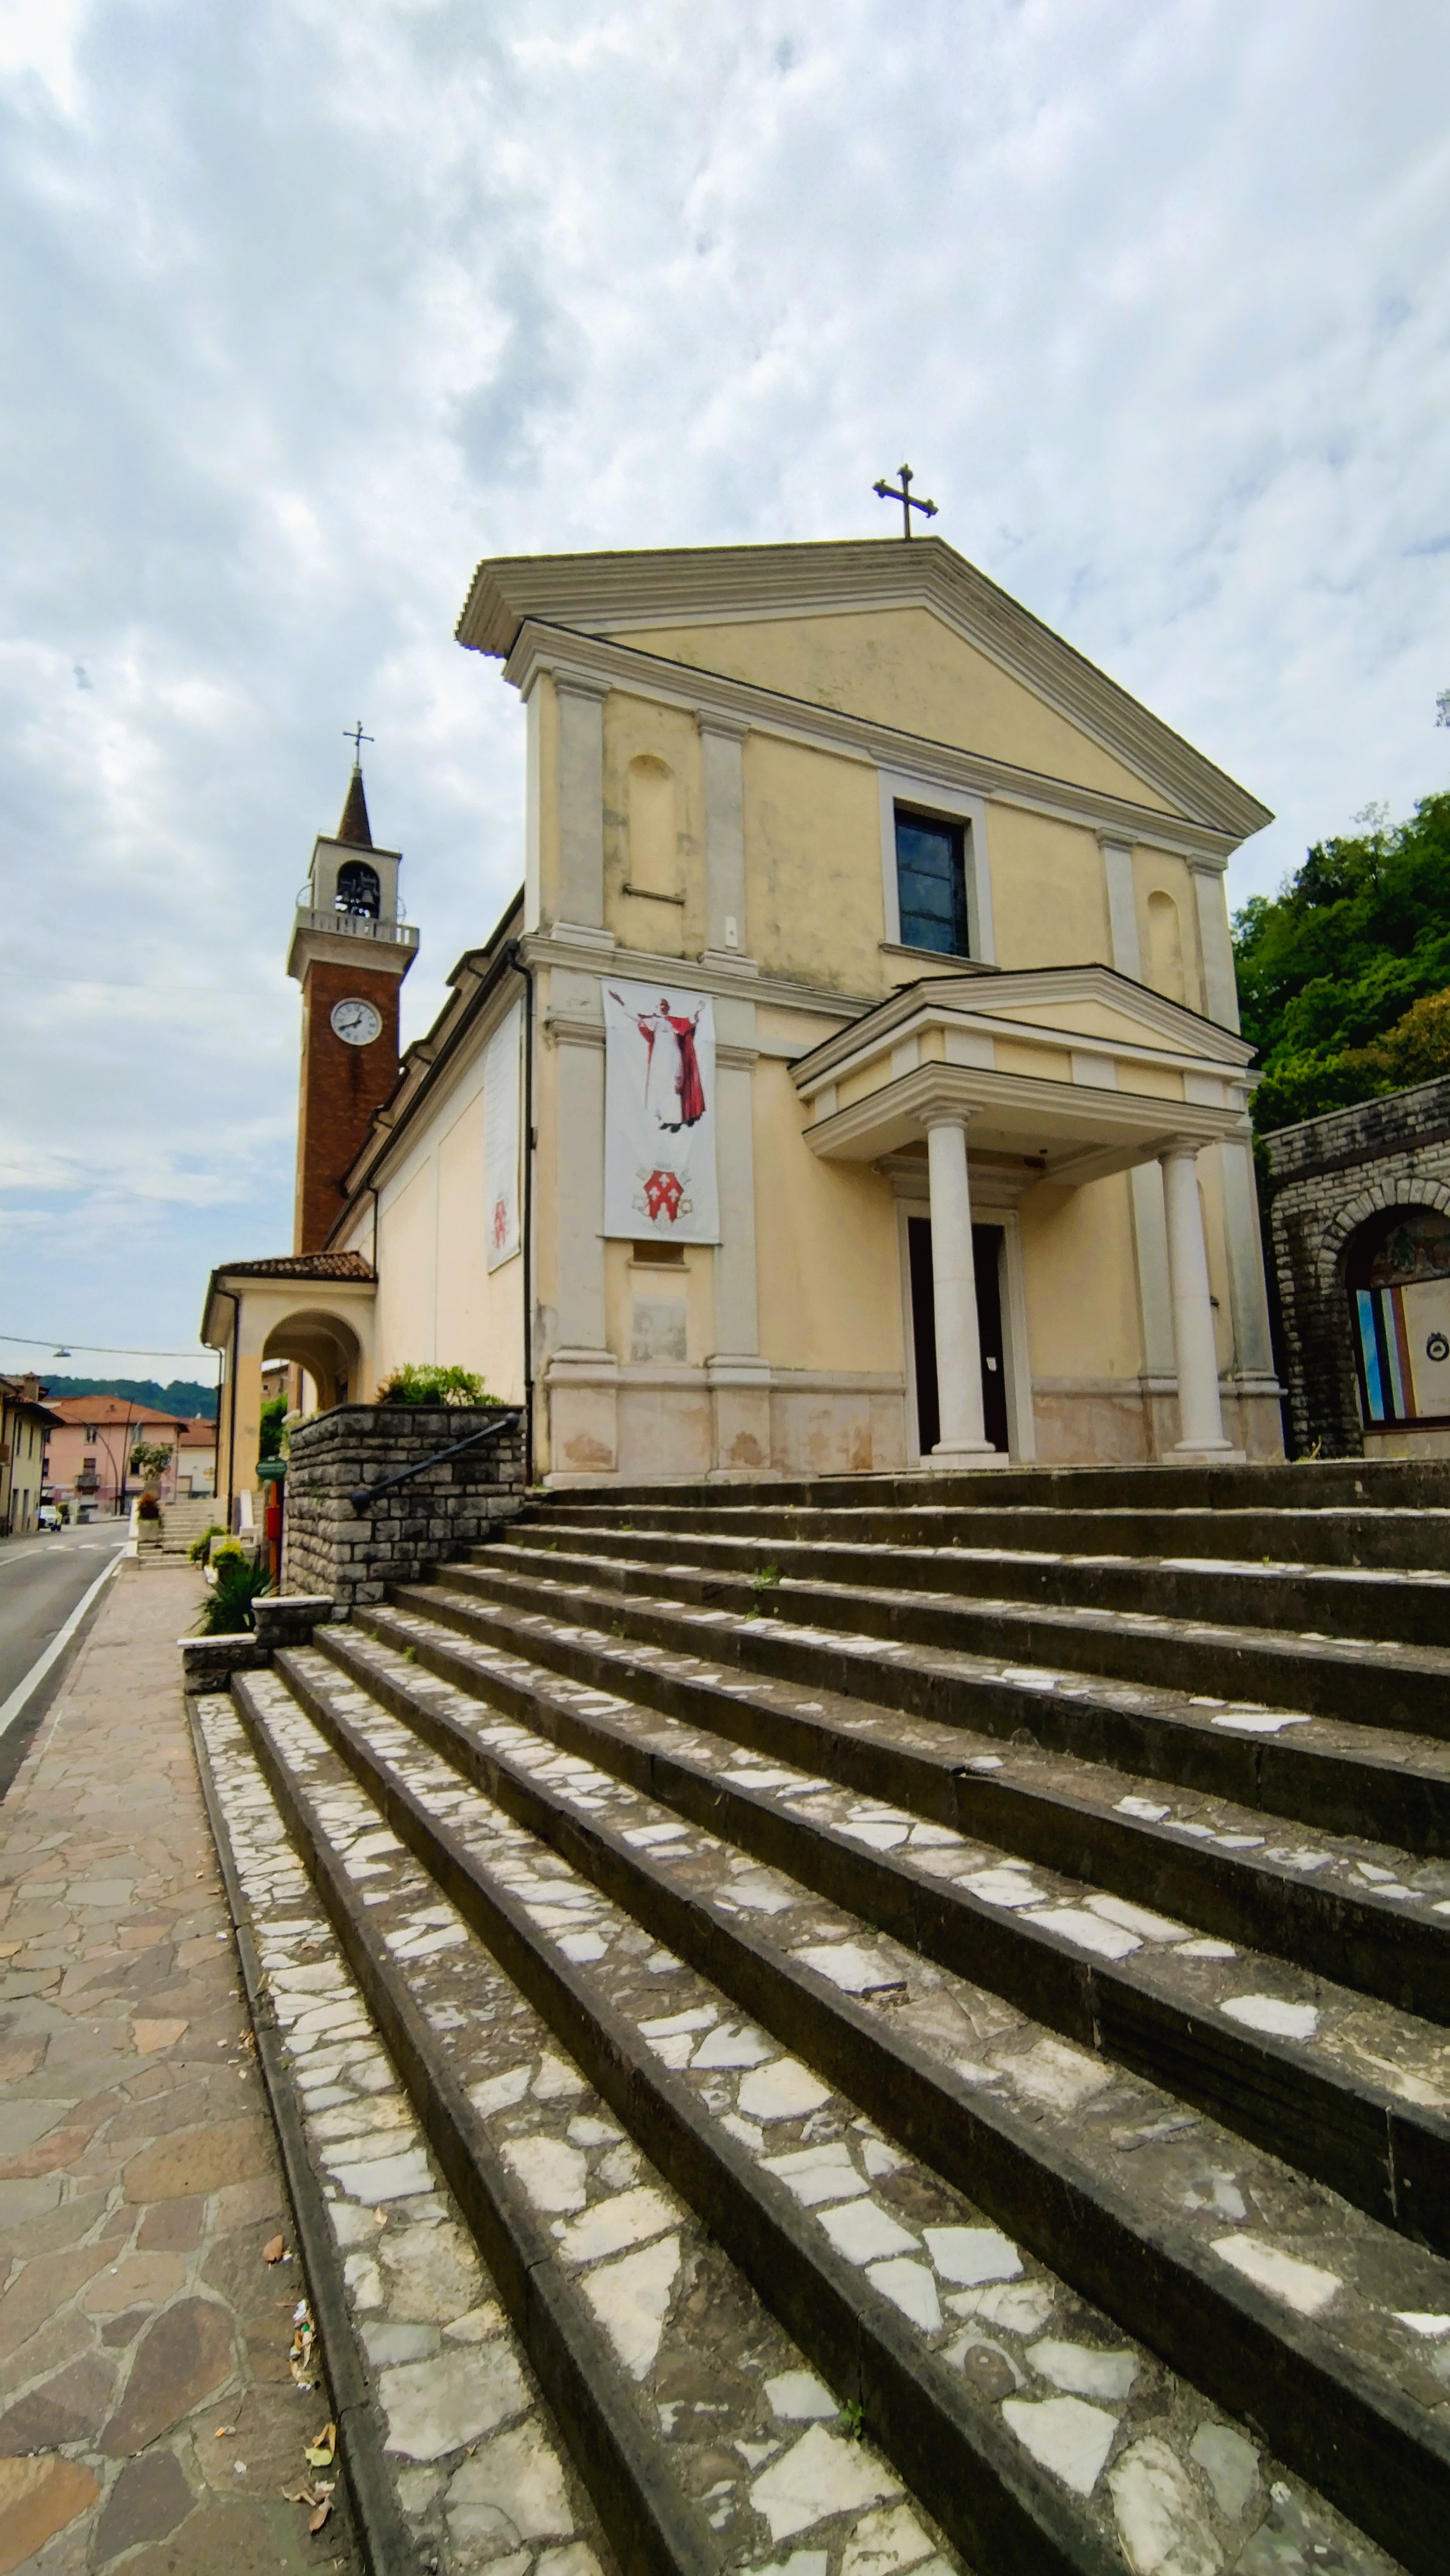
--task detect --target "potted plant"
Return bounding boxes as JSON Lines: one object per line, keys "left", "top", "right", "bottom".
{"left": 130, "top": 1440, "right": 173, "bottom": 1545}
{"left": 197, "top": 1540, "right": 271, "bottom": 1635}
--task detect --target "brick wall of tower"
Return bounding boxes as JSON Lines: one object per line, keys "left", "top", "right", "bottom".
{"left": 295, "top": 959, "right": 402, "bottom": 1252}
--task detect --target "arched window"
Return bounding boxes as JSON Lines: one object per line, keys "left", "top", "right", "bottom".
{"left": 1347, "top": 1205, "right": 1450, "bottom": 1426}
{"left": 1146, "top": 891, "right": 1185, "bottom": 1003}
{"left": 336, "top": 859, "right": 381, "bottom": 918}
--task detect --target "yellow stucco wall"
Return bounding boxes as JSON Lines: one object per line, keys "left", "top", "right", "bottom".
{"left": 376, "top": 1163, "right": 434, "bottom": 1369}
{"left": 1019, "top": 1174, "right": 1144, "bottom": 1380}
{"left": 743, "top": 732, "right": 885, "bottom": 995}
{"left": 367, "top": 1028, "right": 527, "bottom": 1404}
{"left": 986, "top": 806, "right": 1114, "bottom": 972}
{"left": 626, "top": 607, "right": 1174, "bottom": 811}
{"left": 752, "top": 1057, "right": 904, "bottom": 1374}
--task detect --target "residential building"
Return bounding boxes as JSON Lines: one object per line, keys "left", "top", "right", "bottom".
{"left": 0, "top": 1376, "right": 62, "bottom": 1535}
{"left": 43, "top": 1398, "right": 192, "bottom": 1517}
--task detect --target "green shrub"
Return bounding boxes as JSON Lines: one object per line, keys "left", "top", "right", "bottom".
{"left": 197, "top": 1552, "right": 271, "bottom": 1635}
{"left": 188, "top": 1523, "right": 227, "bottom": 1565}
{"left": 374, "top": 1363, "right": 495, "bottom": 1409}
{"left": 258, "top": 1394, "right": 288, "bottom": 1463}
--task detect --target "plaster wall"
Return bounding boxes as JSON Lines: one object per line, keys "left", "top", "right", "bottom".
{"left": 1020, "top": 1175, "right": 1143, "bottom": 1384}
{"left": 751, "top": 1057, "right": 904, "bottom": 1376}
{"left": 986, "top": 806, "right": 1112, "bottom": 974}
{"left": 625, "top": 608, "right": 1174, "bottom": 812}
{"left": 742, "top": 730, "right": 885, "bottom": 994}
{"left": 368, "top": 1016, "right": 526, "bottom": 1403}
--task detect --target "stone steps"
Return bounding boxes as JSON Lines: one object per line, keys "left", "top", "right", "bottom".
{"left": 196, "top": 1466, "right": 1450, "bottom": 2573}
{"left": 342, "top": 1591, "right": 1450, "bottom": 2250}
{"left": 223, "top": 1663, "right": 1115, "bottom": 2576}
{"left": 521, "top": 1517, "right": 1450, "bottom": 1647}
{"left": 539, "top": 1500, "right": 1450, "bottom": 1577}
{"left": 217, "top": 1644, "right": 1425, "bottom": 2576}
{"left": 414, "top": 1557, "right": 1450, "bottom": 1863}
{"left": 474, "top": 1533, "right": 1450, "bottom": 1740}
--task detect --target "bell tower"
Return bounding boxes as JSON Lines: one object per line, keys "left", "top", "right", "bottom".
{"left": 287, "top": 749, "right": 418, "bottom": 1252}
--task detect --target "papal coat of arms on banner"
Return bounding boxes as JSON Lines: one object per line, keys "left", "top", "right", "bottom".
{"left": 603, "top": 978, "right": 719, "bottom": 1243}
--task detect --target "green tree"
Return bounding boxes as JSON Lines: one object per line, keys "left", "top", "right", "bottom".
{"left": 1231, "top": 792, "right": 1450, "bottom": 1137}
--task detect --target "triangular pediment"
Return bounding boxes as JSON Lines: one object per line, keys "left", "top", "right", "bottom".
{"left": 457, "top": 539, "right": 1271, "bottom": 841}
{"left": 793, "top": 964, "right": 1255, "bottom": 1088}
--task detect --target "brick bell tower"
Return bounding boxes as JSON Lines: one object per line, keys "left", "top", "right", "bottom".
{"left": 287, "top": 747, "right": 418, "bottom": 1252}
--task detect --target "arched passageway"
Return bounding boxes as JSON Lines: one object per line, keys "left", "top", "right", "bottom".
{"left": 262, "top": 1309, "right": 364, "bottom": 1413}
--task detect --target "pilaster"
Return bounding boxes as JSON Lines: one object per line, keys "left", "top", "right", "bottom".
{"left": 1189, "top": 859, "right": 1241, "bottom": 1033}
{"left": 545, "top": 998, "right": 618, "bottom": 1480}
{"left": 707, "top": 1019, "right": 768, "bottom": 1473}
{"left": 697, "top": 710, "right": 753, "bottom": 968}
{"left": 554, "top": 668, "right": 610, "bottom": 938}
{"left": 1099, "top": 834, "right": 1141, "bottom": 983}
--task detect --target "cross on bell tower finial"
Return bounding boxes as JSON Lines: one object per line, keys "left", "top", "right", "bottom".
{"left": 873, "top": 463, "right": 938, "bottom": 539}
{"left": 344, "top": 719, "right": 374, "bottom": 765}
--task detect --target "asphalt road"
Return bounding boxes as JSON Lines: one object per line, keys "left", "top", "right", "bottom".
{"left": 0, "top": 1518, "right": 129, "bottom": 1797}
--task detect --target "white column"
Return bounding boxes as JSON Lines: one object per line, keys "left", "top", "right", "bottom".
{"left": 1160, "top": 1144, "right": 1233, "bottom": 1456}
{"left": 698, "top": 712, "right": 750, "bottom": 963}
{"left": 926, "top": 1117, "right": 999, "bottom": 1466}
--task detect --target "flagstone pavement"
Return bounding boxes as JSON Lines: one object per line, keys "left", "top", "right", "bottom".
{"left": 0, "top": 1562, "right": 360, "bottom": 2575}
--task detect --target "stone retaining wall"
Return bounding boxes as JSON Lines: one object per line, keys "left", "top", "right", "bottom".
{"left": 280, "top": 1404, "right": 525, "bottom": 1607}
{"left": 1263, "top": 1074, "right": 1450, "bottom": 1456}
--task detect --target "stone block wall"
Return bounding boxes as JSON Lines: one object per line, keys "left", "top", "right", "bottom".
{"left": 281, "top": 1404, "right": 526, "bottom": 1607}
{"left": 1263, "top": 1076, "right": 1450, "bottom": 1457}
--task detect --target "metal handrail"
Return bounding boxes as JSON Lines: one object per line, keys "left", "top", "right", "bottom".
{"left": 347, "top": 1409, "right": 522, "bottom": 1516}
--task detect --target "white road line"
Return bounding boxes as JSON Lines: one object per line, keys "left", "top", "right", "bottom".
{"left": 0, "top": 1549, "right": 126, "bottom": 1742}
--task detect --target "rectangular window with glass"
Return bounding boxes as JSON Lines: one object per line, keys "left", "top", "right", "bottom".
{"left": 894, "top": 806, "right": 970, "bottom": 957}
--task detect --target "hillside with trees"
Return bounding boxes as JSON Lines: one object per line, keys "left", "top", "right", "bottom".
{"left": 38, "top": 1375, "right": 219, "bottom": 1419}
{"left": 1233, "top": 791, "right": 1450, "bottom": 1137}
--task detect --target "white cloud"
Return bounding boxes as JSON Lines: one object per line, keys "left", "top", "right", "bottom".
{"left": 2, "top": 0, "right": 1448, "bottom": 1356}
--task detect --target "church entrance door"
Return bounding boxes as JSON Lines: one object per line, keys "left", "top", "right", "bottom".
{"left": 907, "top": 1216, "right": 1009, "bottom": 1459}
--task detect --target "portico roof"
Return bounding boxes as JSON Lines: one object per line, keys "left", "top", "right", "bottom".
{"left": 791, "top": 964, "right": 1256, "bottom": 1191}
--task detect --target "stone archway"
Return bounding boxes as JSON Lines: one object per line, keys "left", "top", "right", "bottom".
{"left": 1316, "top": 1178, "right": 1450, "bottom": 1289}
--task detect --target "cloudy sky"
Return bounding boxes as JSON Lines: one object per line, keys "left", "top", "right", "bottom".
{"left": 2, "top": 0, "right": 1447, "bottom": 1376}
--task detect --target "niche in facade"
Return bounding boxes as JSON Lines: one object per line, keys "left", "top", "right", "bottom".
{"left": 624, "top": 757, "right": 683, "bottom": 910}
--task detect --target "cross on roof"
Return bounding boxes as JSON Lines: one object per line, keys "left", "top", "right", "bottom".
{"left": 873, "top": 463, "right": 937, "bottom": 539}
{"left": 344, "top": 720, "right": 374, "bottom": 762}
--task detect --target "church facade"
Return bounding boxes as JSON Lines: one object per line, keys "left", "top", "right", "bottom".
{"left": 205, "top": 536, "right": 1281, "bottom": 1507}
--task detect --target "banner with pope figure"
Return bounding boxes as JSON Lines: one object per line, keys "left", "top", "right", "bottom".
{"left": 603, "top": 977, "right": 719, "bottom": 1242}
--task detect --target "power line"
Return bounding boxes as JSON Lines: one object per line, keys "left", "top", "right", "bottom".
{"left": 0, "top": 1332, "right": 220, "bottom": 1366}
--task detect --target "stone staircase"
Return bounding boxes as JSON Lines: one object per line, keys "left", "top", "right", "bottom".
{"left": 192, "top": 1461, "right": 1450, "bottom": 2576}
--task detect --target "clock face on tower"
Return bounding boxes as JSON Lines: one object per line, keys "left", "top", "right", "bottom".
{"left": 331, "top": 997, "right": 383, "bottom": 1047}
